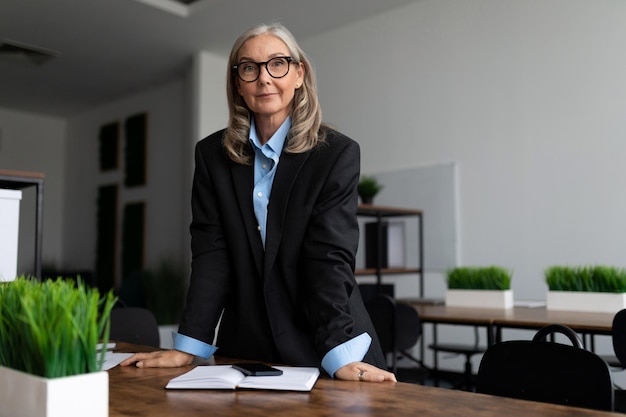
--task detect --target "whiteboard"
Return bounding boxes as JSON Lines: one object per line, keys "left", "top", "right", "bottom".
{"left": 356, "top": 163, "right": 458, "bottom": 271}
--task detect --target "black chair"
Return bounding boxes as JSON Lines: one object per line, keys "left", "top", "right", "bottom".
{"left": 428, "top": 326, "right": 486, "bottom": 391}
{"left": 612, "top": 309, "right": 626, "bottom": 366}
{"left": 599, "top": 353, "right": 625, "bottom": 371}
{"left": 597, "top": 309, "right": 625, "bottom": 371}
{"left": 109, "top": 306, "right": 161, "bottom": 348}
{"left": 610, "top": 309, "right": 626, "bottom": 411}
{"left": 365, "top": 293, "right": 424, "bottom": 377}
{"left": 476, "top": 324, "right": 614, "bottom": 411}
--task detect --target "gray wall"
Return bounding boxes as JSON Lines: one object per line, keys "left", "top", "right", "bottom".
{"left": 63, "top": 80, "right": 188, "bottom": 285}
{"left": 0, "top": 109, "right": 66, "bottom": 275}
{"left": 304, "top": 0, "right": 626, "bottom": 301}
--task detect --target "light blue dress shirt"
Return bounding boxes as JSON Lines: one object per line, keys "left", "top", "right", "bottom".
{"left": 173, "top": 117, "right": 371, "bottom": 376}
{"left": 249, "top": 116, "right": 288, "bottom": 246}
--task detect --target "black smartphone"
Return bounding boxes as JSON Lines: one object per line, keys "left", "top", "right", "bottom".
{"left": 232, "top": 363, "right": 283, "bottom": 376}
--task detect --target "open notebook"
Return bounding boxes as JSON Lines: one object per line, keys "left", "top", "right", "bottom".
{"left": 166, "top": 365, "right": 320, "bottom": 392}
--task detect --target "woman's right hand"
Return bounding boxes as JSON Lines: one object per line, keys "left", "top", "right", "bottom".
{"left": 119, "top": 349, "right": 194, "bottom": 368}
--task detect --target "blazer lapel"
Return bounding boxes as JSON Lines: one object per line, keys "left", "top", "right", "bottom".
{"left": 230, "top": 160, "right": 264, "bottom": 277}
{"left": 263, "top": 151, "right": 310, "bottom": 278}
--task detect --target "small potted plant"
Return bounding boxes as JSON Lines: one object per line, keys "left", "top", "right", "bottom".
{"left": 445, "top": 266, "right": 513, "bottom": 309}
{"left": 0, "top": 276, "right": 116, "bottom": 417}
{"left": 357, "top": 175, "right": 383, "bottom": 205}
{"left": 546, "top": 265, "right": 626, "bottom": 312}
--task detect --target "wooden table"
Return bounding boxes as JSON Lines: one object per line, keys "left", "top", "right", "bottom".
{"left": 491, "top": 306, "right": 614, "bottom": 334}
{"left": 109, "top": 342, "right": 622, "bottom": 416}
{"left": 410, "top": 303, "right": 615, "bottom": 353}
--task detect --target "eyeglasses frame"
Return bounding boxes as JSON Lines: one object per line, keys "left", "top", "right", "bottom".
{"left": 232, "top": 56, "right": 295, "bottom": 83}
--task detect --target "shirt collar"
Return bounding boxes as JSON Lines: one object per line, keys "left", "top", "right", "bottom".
{"left": 249, "top": 116, "right": 291, "bottom": 156}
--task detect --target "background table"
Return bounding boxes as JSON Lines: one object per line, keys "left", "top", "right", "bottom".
{"left": 411, "top": 303, "right": 615, "bottom": 350}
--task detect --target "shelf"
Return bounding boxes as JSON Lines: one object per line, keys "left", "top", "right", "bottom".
{"left": 0, "top": 169, "right": 44, "bottom": 278}
{"left": 355, "top": 268, "right": 421, "bottom": 276}
{"left": 356, "top": 204, "right": 424, "bottom": 297}
{"left": 357, "top": 204, "right": 422, "bottom": 217}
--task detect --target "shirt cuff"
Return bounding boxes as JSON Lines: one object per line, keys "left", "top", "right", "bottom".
{"left": 173, "top": 332, "right": 218, "bottom": 359}
{"left": 321, "top": 332, "right": 372, "bottom": 377}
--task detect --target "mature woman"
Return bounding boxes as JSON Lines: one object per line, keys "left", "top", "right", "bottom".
{"left": 122, "top": 23, "right": 395, "bottom": 383}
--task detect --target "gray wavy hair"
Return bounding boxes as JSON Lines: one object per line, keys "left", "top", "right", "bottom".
{"left": 224, "top": 22, "right": 327, "bottom": 164}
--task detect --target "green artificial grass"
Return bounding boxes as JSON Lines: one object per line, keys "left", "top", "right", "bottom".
{"left": 0, "top": 276, "right": 116, "bottom": 378}
{"left": 447, "top": 266, "right": 512, "bottom": 290}
{"left": 545, "top": 265, "right": 626, "bottom": 293}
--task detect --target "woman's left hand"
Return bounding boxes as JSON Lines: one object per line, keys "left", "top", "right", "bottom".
{"left": 335, "top": 362, "right": 397, "bottom": 382}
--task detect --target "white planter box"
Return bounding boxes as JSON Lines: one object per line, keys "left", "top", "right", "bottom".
{"left": 445, "top": 289, "right": 514, "bottom": 309}
{"left": 0, "top": 189, "right": 22, "bottom": 282}
{"left": 0, "top": 366, "right": 108, "bottom": 417}
{"left": 547, "top": 291, "right": 626, "bottom": 313}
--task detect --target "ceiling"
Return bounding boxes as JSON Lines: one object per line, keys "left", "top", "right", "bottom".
{"left": 0, "top": 0, "right": 416, "bottom": 118}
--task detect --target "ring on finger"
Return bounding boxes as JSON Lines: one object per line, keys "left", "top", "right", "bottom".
{"left": 358, "top": 370, "right": 365, "bottom": 381}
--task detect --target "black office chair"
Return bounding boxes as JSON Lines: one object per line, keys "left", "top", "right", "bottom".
{"left": 109, "top": 306, "right": 161, "bottom": 348}
{"left": 610, "top": 309, "right": 626, "bottom": 412}
{"left": 365, "top": 293, "right": 424, "bottom": 378}
{"left": 612, "top": 309, "right": 626, "bottom": 366}
{"left": 428, "top": 326, "right": 486, "bottom": 391}
{"left": 599, "top": 353, "right": 625, "bottom": 371}
{"left": 597, "top": 309, "right": 626, "bottom": 371}
{"left": 476, "top": 324, "right": 614, "bottom": 412}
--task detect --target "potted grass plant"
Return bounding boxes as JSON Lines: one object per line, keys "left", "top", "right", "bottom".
{"left": 0, "top": 276, "right": 116, "bottom": 417}
{"left": 357, "top": 176, "right": 383, "bottom": 205}
{"left": 545, "top": 265, "right": 626, "bottom": 313}
{"left": 445, "top": 266, "right": 514, "bottom": 309}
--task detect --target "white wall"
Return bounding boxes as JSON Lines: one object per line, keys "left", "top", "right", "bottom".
{"left": 299, "top": 0, "right": 626, "bottom": 372}
{"left": 191, "top": 51, "right": 229, "bottom": 144}
{"left": 186, "top": 51, "right": 229, "bottom": 269}
{"left": 0, "top": 53, "right": 228, "bottom": 291}
{"left": 0, "top": 108, "right": 66, "bottom": 276}
{"left": 303, "top": 0, "right": 626, "bottom": 301}
{"left": 63, "top": 79, "right": 188, "bottom": 286}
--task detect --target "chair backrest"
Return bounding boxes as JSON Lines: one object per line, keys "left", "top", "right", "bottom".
{"left": 365, "top": 293, "right": 421, "bottom": 372}
{"left": 612, "top": 308, "right": 626, "bottom": 366}
{"left": 476, "top": 324, "right": 614, "bottom": 411}
{"left": 366, "top": 293, "right": 397, "bottom": 355}
{"left": 395, "top": 301, "right": 421, "bottom": 352}
{"left": 109, "top": 307, "right": 160, "bottom": 348}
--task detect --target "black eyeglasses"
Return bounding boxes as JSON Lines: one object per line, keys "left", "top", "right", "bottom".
{"left": 232, "top": 56, "right": 295, "bottom": 82}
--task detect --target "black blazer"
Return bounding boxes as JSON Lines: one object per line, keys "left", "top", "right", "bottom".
{"left": 178, "top": 127, "right": 385, "bottom": 370}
